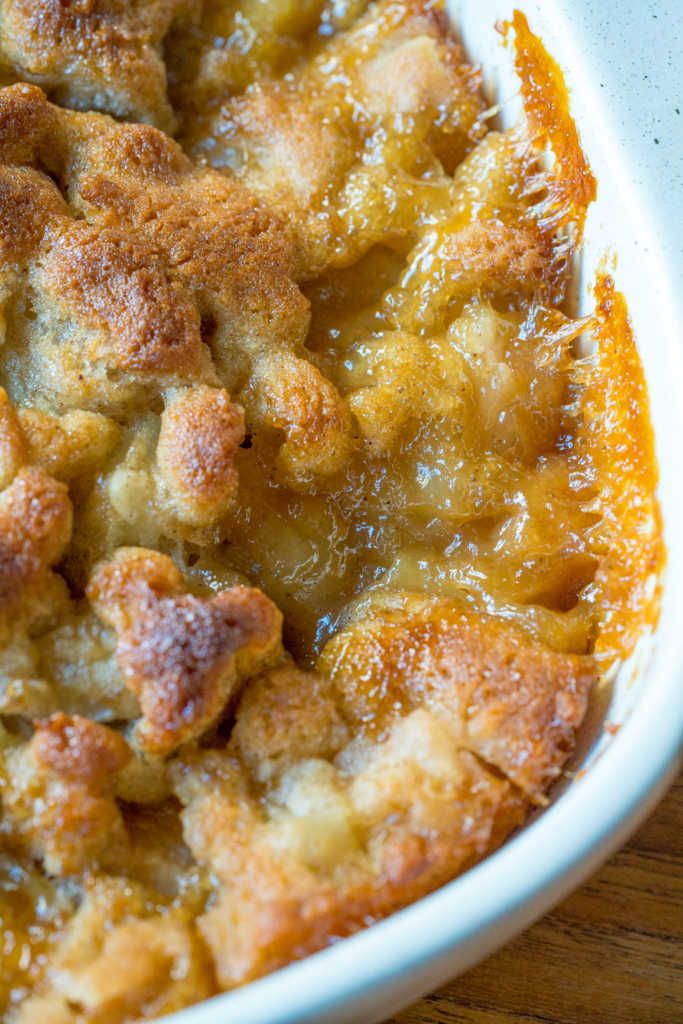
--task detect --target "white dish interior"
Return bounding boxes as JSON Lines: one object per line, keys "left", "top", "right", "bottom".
{"left": 166, "top": 2, "right": 683, "bottom": 1021}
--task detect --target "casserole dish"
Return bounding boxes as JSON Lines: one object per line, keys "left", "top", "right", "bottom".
{"left": 0, "top": 0, "right": 678, "bottom": 1020}
{"left": 159, "top": 1, "right": 683, "bottom": 1021}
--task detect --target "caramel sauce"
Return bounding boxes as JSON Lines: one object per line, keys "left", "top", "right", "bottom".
{"left": 182, "top": 10, "right": 662, "bottom": 674}
{"left": 0, "top": 858, "right": 67, "bottom": 1011}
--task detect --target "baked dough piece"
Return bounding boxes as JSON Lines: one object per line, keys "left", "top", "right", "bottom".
{"left": 0, "top": 465, "right": 71, "bottom": 631}
{"left": 88, "top": 547, "right": 282, "bottom": 755}
{"left": 0, "top": 359, "right": 283, "bottom": 749}
{"left": 0, "top": 714, "right": 130, "bottom": 874}
{"left": 0, "top": 81, "right": 351, "bottom": 518}
{"left": 172, "top": 599, "right": 595, "bottom": 986}
{"left": 0, "top": 358, "right": 285, "bottom": 747}
{"left": 0, "top": 0, "right": 197, "bottom": 131}
{"left": 0, "top": 0, "right": 370, "bottom": 134}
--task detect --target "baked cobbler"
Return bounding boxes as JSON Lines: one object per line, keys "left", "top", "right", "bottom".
{"left": 0, "top": 2, "right": 662, "bottom": 1020}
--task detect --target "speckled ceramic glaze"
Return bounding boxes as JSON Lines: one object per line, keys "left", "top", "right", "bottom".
{"left": 167, "top": 3, "right": 683, "bottom": 1021}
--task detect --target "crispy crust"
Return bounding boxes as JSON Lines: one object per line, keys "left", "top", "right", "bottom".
{"left": 171, "top": 594, "right": 596, "bottom": 987}
{"left": 0, "top": 83, "right": 306, "bottom": 344}
{"left": 16, "top": 407, "right": 120, "bottom": 482}
{"left": 0, "top": 384, "right": 25, "bottom": 487}
{"left": 0, "top": 466, "right": 72, "bottom": 614}
{"left": 181, "top": 745, "right": 525, "bottom": 988}
{"left": 250, "top": 351, "right": 354, "bottom": 482}
{"left": 76, "top": 130, "right": 312, "bottom": 352}
{"left": 575, "top": 275, "right": 664, "bottom": 663}
{"left": 0, "top": 83, "right": 352, "bottom": 489}
{"left": 33, "top": 710, "right": 131, "bottom": 784}
{"left": 233, "top": 666, "right": 350, "bottom": 777}
{"left": 320, "top": 599, "right": 595, "bottom": 800}
{"left": 156, "top": 387, "right": 245, "bottom": 526}
{"left": 502, "top": 10, "right": 597, "bottom": 238}
{"left": 40, "top": 223, "right": 208, "bottom": 378}
{"left": 0, "top": 0, "right": 196, "bottom": 131}
{"left": 88, "top": 548, "right": 283, "bottom": 755}
{"left": 0, "top": 164, "right": 67, "bottom": 262}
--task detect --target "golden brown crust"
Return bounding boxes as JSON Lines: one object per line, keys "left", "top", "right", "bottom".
{"left": 0, "top": 714, "right": 130, "bottom": 874}
{"left": 88, "top": 548, "right": 283, "bottom": 755}
{"left": 167, "top": 598, "right": 594, "bottom": 985}
{"left": 186, "top": 746, "right": 524, "bottom": 988}
{"left": 173, "top": 602, "right": 586, "bottom": 987}
{"left": 0, "top": 83, "right": 349, "bottom": 486}
{"left": 319, "top": 598, "right": 596, "bottom": 800}
{"left": 233, "top": 666, "right": 351, "bottom": 777}
{"left": 0, "top": 384, "right": 26, "bottom": 487}
{"left": 32, "top": 710, "right": 131, "bottom": 784}
{"left": 17, "top": 407, "right": 120, "bottom": 481}
{"left": 77, "top": 164, "right": 310, "bottom": 359}
{"left": 0, "top": 0, "right": 196, "bottom": 132}
{"left": 75, "top": 118, "right": 309, "bottom": 338}
{"left": 156, "top": 387, "right": 245, "bottom": 525}
{"left": 0, "top": 466, "right": 72, "bottom": 613}
{"left": 576, "top": 275, "right": 664, "bottom": 663}
{"left": 0, "top": 164, "right": 67, "bottom": 263}
{"left": 0, "top": 81, "right": 55, "bottom": 163}
{"left": 87, "top": 547, "right": 182, "bottom": 629}
{"left": 251, "top": 352, "right": 354, "bottom": 482}
{"left": 38, "top": 222, "right": 208, "bottom": 379}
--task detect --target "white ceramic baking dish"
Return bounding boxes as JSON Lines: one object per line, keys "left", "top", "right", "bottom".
{"left": 167, "top": 2, "right": 683, "bottom": 1021}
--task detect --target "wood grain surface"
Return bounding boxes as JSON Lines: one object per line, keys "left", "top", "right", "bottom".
{"left": 390, "top": 775, "right": 682, "bottom": 1024}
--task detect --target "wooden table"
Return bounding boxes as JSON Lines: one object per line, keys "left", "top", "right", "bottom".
{"left": 391, "top": 775, "right": 682, "bottom": 1024}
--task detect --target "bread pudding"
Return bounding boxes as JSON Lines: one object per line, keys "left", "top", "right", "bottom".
{"left": 0, "top": 3, "right": 662, "bottom": 1020}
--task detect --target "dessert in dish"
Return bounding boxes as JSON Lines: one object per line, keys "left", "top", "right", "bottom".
{"left": 0, "top": 2, "right": 662, "bottom": 1020}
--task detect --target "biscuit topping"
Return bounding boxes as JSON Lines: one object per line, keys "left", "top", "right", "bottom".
{"left": 88, "top": 548, "right": 282, "bottom": 754}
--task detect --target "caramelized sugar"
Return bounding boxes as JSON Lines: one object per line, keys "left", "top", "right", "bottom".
{"left": 175, "top": 12, "right": 659, "bottom": 671}
{"left": 0, "top": 857, "right": 69, "bottom": 1010}
{"left": 195, "top": 132, "right": 600, "bottom": 662}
